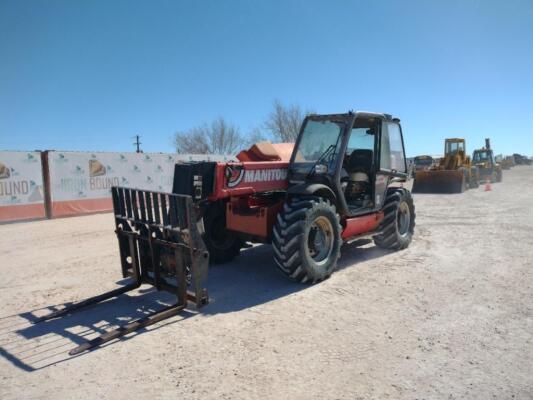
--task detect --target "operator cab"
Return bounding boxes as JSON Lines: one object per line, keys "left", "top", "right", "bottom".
{"left": 472, "top": 149, "right": 494, "bottom": 166}
{"left": 413, "top": 155, "right": 434, "bottom": 167}
{"left": 288, "top": 112, "right": 408, "bottom": 218}
{"left": 445, "top": 139, "right": 466, "bottom": 156}
{"left": 341, "top": 118, "right": 377, "bottom": 210}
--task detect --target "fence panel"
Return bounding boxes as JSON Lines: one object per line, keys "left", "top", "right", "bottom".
{"left": 0, "top": 151, "right": 45, "bottom": 222}
{"left": 47, "top": 151, "right": 231, "bottom": 217}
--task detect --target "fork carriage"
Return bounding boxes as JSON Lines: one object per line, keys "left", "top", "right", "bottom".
{"left": 35, "top": 186, "right": 209, "bottom": 355}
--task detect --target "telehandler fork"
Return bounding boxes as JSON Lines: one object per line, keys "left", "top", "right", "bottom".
{"left": 35, "top": 188, "right": 209, "bottom": 355}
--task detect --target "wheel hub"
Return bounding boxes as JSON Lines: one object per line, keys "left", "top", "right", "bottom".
{"left": 397, "top": 201, "right": 411, "bottom": 237}
{"left": 307, "top": 216, "right": 334, "bottom": 265}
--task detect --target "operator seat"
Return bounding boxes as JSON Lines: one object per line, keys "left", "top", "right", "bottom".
{"left": 347, "top": 149, "right": 373, "bottom": 175}
{"left": 343, "top": 149, "right": 373, "bottom": 207}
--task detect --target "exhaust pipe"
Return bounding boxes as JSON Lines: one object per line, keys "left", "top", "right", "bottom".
{"left": 485, "top": 138, "right": 491, "bottom": 149}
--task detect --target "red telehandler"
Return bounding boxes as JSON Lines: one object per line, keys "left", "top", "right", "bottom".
{"left": 35, "top": 111, "right": 416, "bottom": 354}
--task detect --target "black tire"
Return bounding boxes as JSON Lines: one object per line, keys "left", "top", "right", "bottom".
{"left": 373, "top": 188, "right": 415, "bottom": 250}
{"left": 469, "top": 168, "right": 479, "bottom": 189}
{"left": 458, "top": 168, "right": 467, "bottom": 193}
{"left": 203, "top": 203, "right": 242, "bottom": 264}
{"left": 496, "top": 169, "right": 503, "bottom": 182}
{"left": 272, "top": 197, "right": 342, "bottom": 283}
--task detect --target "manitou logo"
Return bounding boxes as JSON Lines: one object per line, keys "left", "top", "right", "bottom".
{"left": 244, "top": 168, "right": 287, "bottom": 183}
{"left": 226, "top": 166, "right": 288, "bottom": 188}
{"left": 226, "top": 166, "right": 245, "bottom": 188}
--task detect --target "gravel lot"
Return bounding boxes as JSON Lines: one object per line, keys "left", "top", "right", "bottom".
{"left": 1, "top": 166, "right": 532, "bottom": 400}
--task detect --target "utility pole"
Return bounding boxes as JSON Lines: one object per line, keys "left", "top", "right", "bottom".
{"left": 133, "top": 135, "right": 142, "bottom": 153}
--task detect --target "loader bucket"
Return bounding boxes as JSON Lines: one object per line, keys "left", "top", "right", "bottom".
{"left": 412, "top": 170, "right": 466, "bottom": 194}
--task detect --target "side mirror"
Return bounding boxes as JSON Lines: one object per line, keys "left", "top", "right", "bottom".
{"left": 314, "top": 164, "right": 328, "bottom": 174}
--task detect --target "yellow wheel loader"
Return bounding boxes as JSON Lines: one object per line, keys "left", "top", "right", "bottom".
{"left": 472, "top": 139, "right": 503, "bottom": 183}
{"left": 412, "top": 138, "right": 479, "bottom": 193}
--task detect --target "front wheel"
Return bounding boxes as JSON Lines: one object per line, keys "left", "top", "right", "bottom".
{"left": 272, "top": 197, "right": 342, "bottom": 283}
{"left": 469, "top": 168, "right": 479, "bottom": 189}
{"left": 374, "top": 188, "right": 415, "bottom": 250}
{"left": 203, "top": 203, "right": 243, "bottom": 264}
{"left": 459, "top": 168, "right": 467, "bottom": 192}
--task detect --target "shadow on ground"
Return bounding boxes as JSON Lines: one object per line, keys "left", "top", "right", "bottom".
{"left": 0, "top": 241, "right": 391, "bottom": 371}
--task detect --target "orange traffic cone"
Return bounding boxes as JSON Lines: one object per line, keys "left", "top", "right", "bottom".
{"left": 484, "top": 181, "right": 492, "bottom": 191}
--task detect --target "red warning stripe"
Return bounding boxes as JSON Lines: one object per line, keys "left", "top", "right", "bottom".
{"left": 51, "top": 198, "right": 113, "bottom": 217}
{"left": 0, "top": 203, "right": 46, "bottom": 222}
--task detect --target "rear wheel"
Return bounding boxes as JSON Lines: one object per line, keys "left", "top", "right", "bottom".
{"left": 496, "top": 169, "right": 503, "bottom": 182}
{"left": 272, "top": 197, "right": 342, "bottom": 283}
{"left": 374, "top": 188, "right": 415, "bottom": 250}
{"left": 203, "top": 203, "right": 242, "bottom": 264}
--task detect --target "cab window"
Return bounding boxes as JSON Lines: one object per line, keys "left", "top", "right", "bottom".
{"left": 473, "top": 151, "right": 490, "bottom": 163}
{"left": 446, "top": 141, "right": 465, "bottom": 154}
{"left": 348, "top": 127, "right": 375, "bottom": 152}
{"left": 380, "top": 122, "right": 406, "bottom": 173}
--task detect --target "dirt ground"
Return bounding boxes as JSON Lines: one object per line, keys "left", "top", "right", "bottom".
{"left": 1, "top": 166, "right": 533, "bottom": 400}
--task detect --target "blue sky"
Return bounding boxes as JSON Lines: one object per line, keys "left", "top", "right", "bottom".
{"left": 1, "top": 0, "right": 532, "bottom": 156}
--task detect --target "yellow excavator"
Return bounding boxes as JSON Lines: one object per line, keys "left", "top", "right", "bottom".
{"left": 412, "top": 138, "right": 479, "bottom": 193}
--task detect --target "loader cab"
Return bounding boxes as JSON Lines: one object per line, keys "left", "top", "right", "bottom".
{"left": 472, "top": 149, "right": 495, "bottom": 167}
{"left": 445, "top": 139, "right": 466, "bottom": 156}
{"left": 413, "top": 155, "right": 434, "bottom": 168}
{"left": 288, "top": 112, "right": 408, "bottom": 217}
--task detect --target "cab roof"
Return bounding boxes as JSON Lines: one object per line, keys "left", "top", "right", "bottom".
{"left": 307, "top": 111, "right": 399, "bottom": 122}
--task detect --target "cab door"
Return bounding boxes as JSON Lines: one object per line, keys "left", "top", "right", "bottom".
{"left": 375, "top": 120, "right": 408, "bottom": 209}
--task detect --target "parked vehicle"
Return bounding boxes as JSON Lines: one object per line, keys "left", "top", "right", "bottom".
{"left": 35, "top": 110, "right": 416, "bottom": 355}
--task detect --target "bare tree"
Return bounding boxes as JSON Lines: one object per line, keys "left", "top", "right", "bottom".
{"left": 174, "top": 126, "right": 209, "bottom": 154}
{"left": 265, "top": 99, "right": 310, "bottom": 142}
{"left": 208, "top": 117, "right": 242, "bottom": 154}
{"left": 174, "top": 118, "right": 243, "bottom": 154}
{"left": 174, "top": 101, "right": 312, "bottom": 154}
{"left": 246, "top": 127, "right": 270, "bottom": 146}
